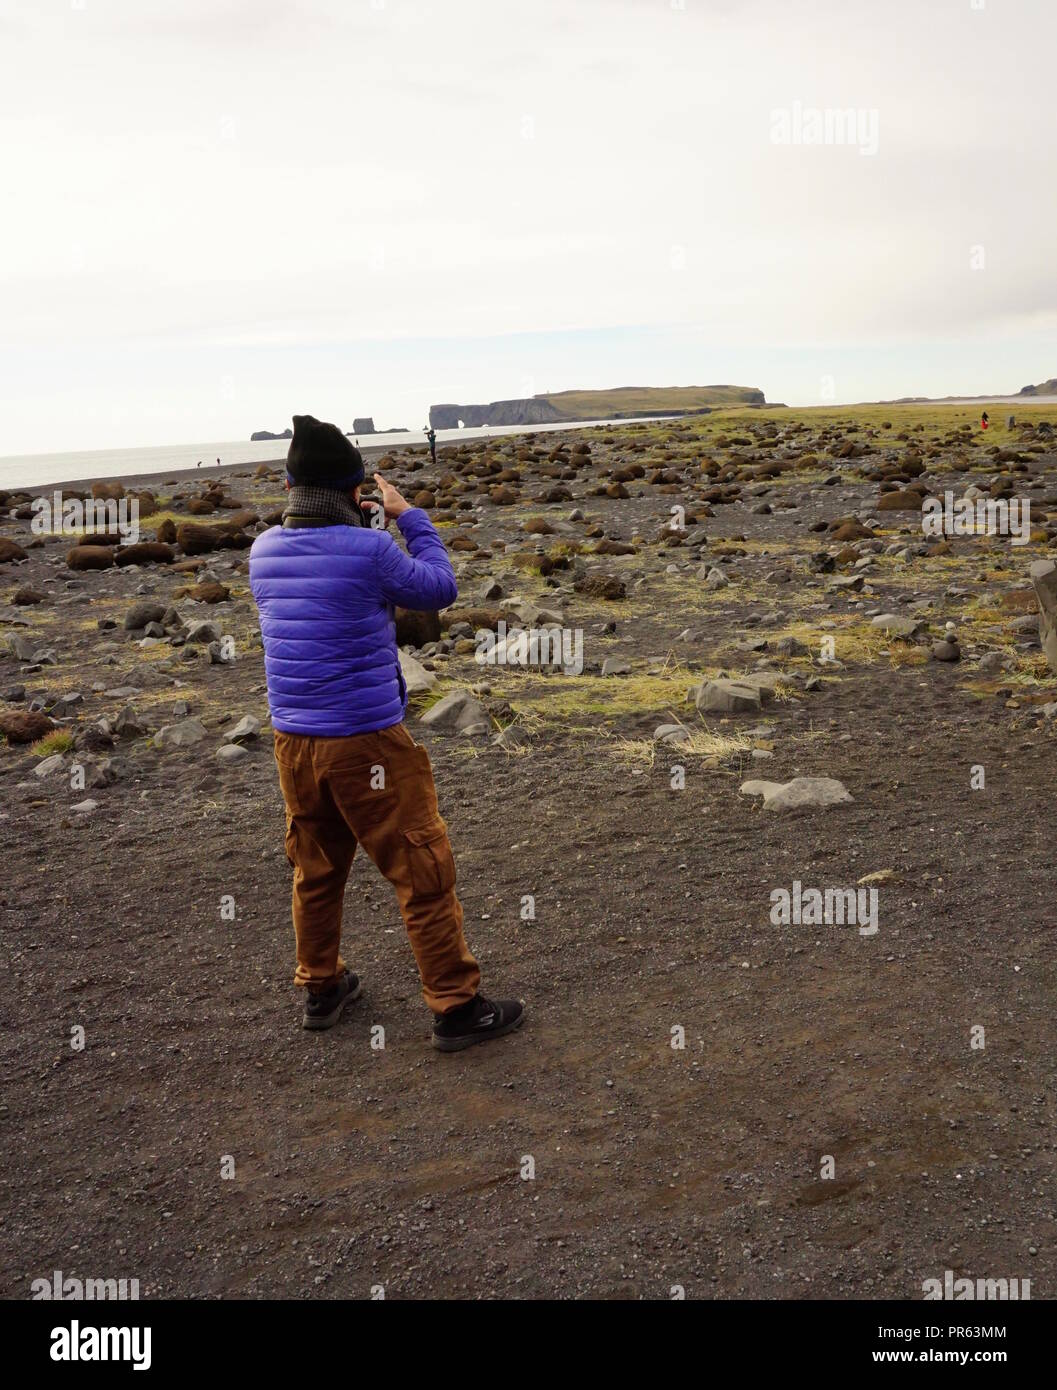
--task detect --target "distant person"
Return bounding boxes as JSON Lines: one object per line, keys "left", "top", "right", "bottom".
{"left": 425, "top": 424, "right": 437, "bottom": 465}
{"left": 980, "top": 411, "right": 990, "bottom": 430}
{"left": 249, "top": 414, "right": 525, "bottom": 1050}
{"left": 197, "top": 461, "right": 202, "bottom": 468}
{"left": 216, "top": 456, "right": 221, "bottom": 465}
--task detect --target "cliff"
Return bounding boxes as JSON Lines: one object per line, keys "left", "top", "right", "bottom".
{"left": 430, "top": 384, "right": 766, "bottom": 430}
{"left": 430, "top": 398, "right": 566, "bottom": 430}
{"left": 250, "top": 428, "right": 292, "bottom": 442}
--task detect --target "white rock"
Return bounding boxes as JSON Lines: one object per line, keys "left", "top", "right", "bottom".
{"left": 739, "top": 776, "right": 853, "bottom": 811}
{"left": 216, "top": 743, "right": 250, "bottom": 763}
{"left": 224, "top": 715, "right": 261, "bottom": 744}
{"left": 399, "top": 649, "right": 437, "bottom": 695}
{"left": 153, "top": 718, "right": 209, "bottom": 750}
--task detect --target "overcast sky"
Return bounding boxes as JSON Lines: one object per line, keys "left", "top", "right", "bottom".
{"left": 1, "top": 0, "right": 1054, "bottom": 455}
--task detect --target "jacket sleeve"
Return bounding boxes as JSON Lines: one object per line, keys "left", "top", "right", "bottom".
{"left": 376, "top": 507, "right": 458, "bottom": 610}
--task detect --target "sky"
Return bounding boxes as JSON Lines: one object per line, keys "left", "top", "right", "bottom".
{"left": 0, "top": 0, "right": 1055, "bottom": 456}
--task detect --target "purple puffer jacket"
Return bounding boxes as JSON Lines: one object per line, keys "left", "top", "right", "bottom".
{"left": 249, "top": 508, "right": 456, "bottom": 736}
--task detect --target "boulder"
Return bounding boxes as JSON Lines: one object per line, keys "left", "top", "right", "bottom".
{"left": 114, "top": 542, "right": 175, "bottom": 566}
{"left": 176, "top": 581, "right": 230, "bottom": 604}
{"left": 740, "top": 776, "right": 853, "bottom": 810}
{"left": 0, "top": 709, "right": 54, "bottom": 744}
{"left": 493, "top": 724, "right": 529, "bottom": 751}
{"left": 176, "top": 523, "right": 222, "bottom": 555}
{"left": 399, "top": 650, "right": 437, "bottom": 695}
{"left": 504, "top": 598, "right": 564, "bottom": 628}
{"left": 976, "top": 651, "right": 1009, "bottom": 676}
{"left": 1030, "top": 559, "right": 1057, "bottom": 673}
{"left": 115, "top": 706, "right": 147, "bottom": 738}
{"left": 875, "top": 490, "right": 925, "bottom": 511}
{"left": 90, "top": 480, "right": 125, "bottom": 501}
{"left": 49, "top": 691, "right": 84, "bottom": 718}
{"left": 214, "top": 526, "right": 252, "bottom": 551}
{"left": 7, "top": 633, "right": 37, "bottom": 661}
{"left": 573, "top": 573, "right": 626, "bottom": 600}
{"left": 830, "top": 520, "right": 873, "bottom": 542}
{"left": 654, "top": 723, "right": 691, "bottom": 745}
{"left": 0, "top": 538, "right": 28, "bottom": 564}
{"left": 395, "top": 608, "right": 441, "bottom": 648}
{"left": 216, "top": 743, "right": 250, "bottom": 764}
{"left": 696, "top": 679, "right": 768, "bottom": 714}
{"left": 153, "top": 718, "right": 209, "bottom": 750}
{"left": 75, "top": 532, "right": 122, "bottom": 546}
{"left": 223, "top": 715, "right": 261, "bottom": 744}
{"left": 420, "top": 690, "right": 489, "bottom": 733}
{"left": 870, "top": 613, "right": 925, "bottom": 640}
{"left": 66, "top": 545, "right": 115, "bottom": 570}
{"left": 124, "top": 601, "right": 167, "bottom": 631}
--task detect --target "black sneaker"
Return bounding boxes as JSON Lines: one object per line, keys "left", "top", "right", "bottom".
{"left": 302, "top": 970, "right": 362, "bottom": 1031}
{"left": 431, "top": 993, "right": 525, "bottom": 1052}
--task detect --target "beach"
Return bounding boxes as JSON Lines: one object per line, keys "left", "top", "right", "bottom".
{"left": 2, "top": 402, "right": 1056, "bottom": 1297}
{"left": 0, "top": 415, "right": 688, "bottom": 495}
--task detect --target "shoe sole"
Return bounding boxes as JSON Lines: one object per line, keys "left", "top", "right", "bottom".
{"left": 431, "top": 1009, "right": 525, "bottom": 1052}
{"left": 302, "top": 977, "right": 363, "bottom": 1031}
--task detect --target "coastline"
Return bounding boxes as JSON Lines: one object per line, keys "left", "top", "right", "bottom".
{"left": 2, "top": 413, "right": 690, "bottom": 496}
{"left": 18, "top": 437, "right": 427, "bottom": 497}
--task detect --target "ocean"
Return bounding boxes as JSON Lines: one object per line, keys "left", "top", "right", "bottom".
{"left": 0, "top": 416, "right": 681, "bottom": 493}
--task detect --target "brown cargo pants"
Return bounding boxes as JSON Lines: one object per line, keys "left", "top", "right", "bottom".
{"left": 273, "top": 721, "right": 480, "bottom": 1013}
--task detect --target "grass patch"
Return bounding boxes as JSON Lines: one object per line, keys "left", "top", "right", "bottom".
{"left": 31, "top": 730, "right": 74, "bottom": 757}
{"left": 507, "top": 670, "right": 703, "bottom": 721}
{"left": 608, "top": 725, "right": 754, "bottom": 768}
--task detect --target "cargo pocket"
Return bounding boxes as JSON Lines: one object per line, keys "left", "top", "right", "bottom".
{"left": 404, "top": 819, "right": 456, "bottom": 897}
{"left": 283, "top": 809, "right": 298, "bottom": 867}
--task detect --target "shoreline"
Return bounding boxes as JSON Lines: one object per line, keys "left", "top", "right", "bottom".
{"left": 14, "top": 397, "right": 1057, "bottom": 497}
{"left": 21, "top": 437, "right": 431, "bottom": 497}
{"left": 3, "top": 413, "right": 690, "bottom": 496}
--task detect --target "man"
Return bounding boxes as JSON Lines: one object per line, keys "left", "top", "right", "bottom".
{"left": 249, "top": 414, "right": 524, "bottom": 1050}
{"left": 425, "top": 424, "right": 437, "bottom": 465}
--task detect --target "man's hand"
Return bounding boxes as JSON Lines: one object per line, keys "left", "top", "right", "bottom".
{"left": 373, "top": 472, "right": 412, "bottom": 520}
{"left": 357, "top": 497, "right": 386, "bottom": 531}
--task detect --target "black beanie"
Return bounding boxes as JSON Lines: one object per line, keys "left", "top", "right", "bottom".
{"left": 286, "top": 415, "right": 365, "bottom": 490}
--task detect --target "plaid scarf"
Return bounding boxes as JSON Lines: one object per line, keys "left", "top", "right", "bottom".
{"left": 282, "top": 485, "right": 365, "bottom": 528}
